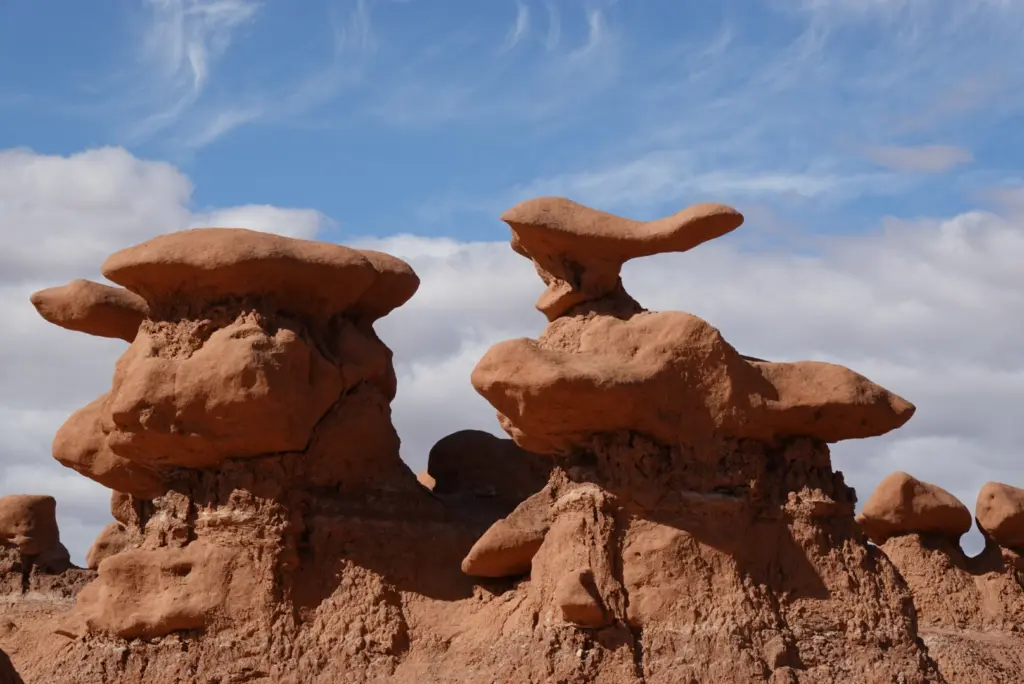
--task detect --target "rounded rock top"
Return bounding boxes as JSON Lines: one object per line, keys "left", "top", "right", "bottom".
{"left": 976, "top": 481, "right": 1024, "bottom": 550}
{"left": 856, "top": 471, "right": 971, "bottom": 545}
{"left": 101, "top": 228, "right": 418, "bottom": 321}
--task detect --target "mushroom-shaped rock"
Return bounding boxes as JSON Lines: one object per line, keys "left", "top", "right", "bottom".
{"left": 502, "top": 197, "right": 743, "bottom": 319}
{"left": 461, "top": 485, "right": 556, "bottom": 578}
{"left": 427, "top": 430, "right": 551, "bottom": 504}
{"left": 554, "top": 569, "right": 610, "bottom": 628}
{"left": 976, "top": 482, "right": 1024, "bottom": 550}
{"left": 0, "top": 495, "right": 61, "bottom": 557}
{"left": 856, "top": 472, "right": 971, "bottom": 544}
{"left": 101, "top": 228, "right": 380, "bottom": 319}
{"left": 52, "top": 395, "right": 167, "bottom": 498}
{"left": 86, "top": 522, "right": 134, "bottom": 570}
{"left": 30, "top": 279, "right": 148, "bottom": 342}
{"left": 472, "top": 311, "right": 914, "bottom": 454}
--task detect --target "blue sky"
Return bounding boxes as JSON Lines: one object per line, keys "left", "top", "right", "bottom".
{"left": 3, "top": 0, "right": 1022, "bottom": 245}
{"left": 2, "top": 0, "right": 1024, "bottom": 562}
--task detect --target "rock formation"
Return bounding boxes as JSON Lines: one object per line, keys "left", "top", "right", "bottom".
{"left": 859, "top": 474, "right": 1024, "bottom": 681}
{"left": 460, "top": 197, "right": 942, "bottom": 682}
{"left": 4, "top": 228, "right": 479, "bottom": 682}
{"left": 0, "top": 202, "right": 1019, "bottom": 682}
{"left": 0, "top": 495, "right": 88, "bottom": 595}
{"left": 856, "top": 471, "right": 973, "bottom": 545}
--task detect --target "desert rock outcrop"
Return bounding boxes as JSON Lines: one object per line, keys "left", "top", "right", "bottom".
{"left": 0, "top": 203, "right": 1019, "bottom": 682}
{"left": 462, "top": 197, "right": 944, "bottom": 682}
{"left": 863, "top": 475, "right": 1024, "bottom": 681}
{"left": 0, "top": 495, "right": 92, "bottom": 609}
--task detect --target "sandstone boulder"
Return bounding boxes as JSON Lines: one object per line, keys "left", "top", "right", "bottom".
{"left": 856, "top": 471, "right": 972, "bottom": 544}
{"left": 427, "top": 429, "right": 550, "bottom": 504}
{"left": 976, "top": 481, "right": 1024, "bottom": 550}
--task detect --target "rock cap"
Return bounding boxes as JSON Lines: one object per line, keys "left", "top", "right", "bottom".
{"left": 101, "top": 228, "right": 416, "bottom": 321}
{"left": 501, "top": 197, "right": 743, "bottom": 319}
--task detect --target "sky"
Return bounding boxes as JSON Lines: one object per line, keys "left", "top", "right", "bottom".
{"left": 1, "top": 0, "right": 1022, "bottom": 565}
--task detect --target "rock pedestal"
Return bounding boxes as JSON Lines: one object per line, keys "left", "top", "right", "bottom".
{"left": 461, "top": 197, "right": 941, "bottom": 682}
{"left": 16, "top": 229, "right": 480, "bottom": 682}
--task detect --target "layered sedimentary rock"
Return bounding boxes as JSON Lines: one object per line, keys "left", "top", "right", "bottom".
{"left": 861, "top": 475, "right": 1024, "bottom": 681}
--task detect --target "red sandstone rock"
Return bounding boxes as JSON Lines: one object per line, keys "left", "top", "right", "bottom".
{"left": 350, "top": 249, "right": 420, "bottom": 322}
{"left": 976, "top": 481, "right": 1024, "bottom": 550}
{"left": 554, "top": 569, "right": 609, "bottom": 628}
{"left": 4, "top": 205, "right": 1012, "bottom": 684}
{"left": 0, "top": 495, "right": 61, "bottom": 557}
{"left": 502, "top": 197, "right": 743, "bottom": 319}
{"left": 85, "top": 522, "right": 133, "bottom": 570}
{"left": 473, "top": 311, "right": 914, "bottom": 454}
{"left": 415, "top": 469, "right": 435, "bottom": 490}
{"left": 101, "top": 227, "right": 379, "bottom": 319}
{"left": 52, "top": 395, "right": 167, "bottom": 499}
{"left": 29, "top": 279, "right": 148, "bottom": 342}
{"left": 461, "top": 481, "right": 557, "bottom": 577}
{"left": 856, "top": 471, "right": 972, "bottom": 544}
{"left": 77, "top": 541, "right": 246, "bottom": 639}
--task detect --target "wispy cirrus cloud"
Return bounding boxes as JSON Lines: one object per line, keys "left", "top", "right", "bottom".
{"left": 863, "top": 144, "right": 974, "bottom": 173}
{"left": 409, "top": 0, "right": 1024, "bottom": 226}
{"left": 359, "top": 1, "right": 619, "bottom": 129}
{"left": 103, "top": 0, "right": 380, "bottom": 150}
{"left": 499, "top": 2, "right": 531, "bottom": 53}
{"left": 128, "top": 0, "right": 261, "bottom": 141}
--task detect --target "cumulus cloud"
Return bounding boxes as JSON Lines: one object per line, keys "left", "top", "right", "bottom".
{"left": 2, "top": 147, "right": 1022, "bottom": 565}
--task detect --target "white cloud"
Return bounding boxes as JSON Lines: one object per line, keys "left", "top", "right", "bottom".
{"left": 130, "top": 0, "right": 261, "bottom": 141}
{"left": 3, "top": 146, "right": 1023, "bottom": 568}
{"left": 864, "top": 144, "right": 973, "bottom": 173}
{"left": 499, "top": 2, "right": 531, "bottom": 53}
